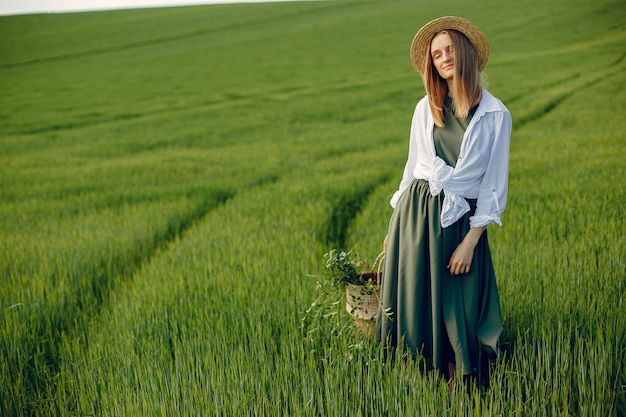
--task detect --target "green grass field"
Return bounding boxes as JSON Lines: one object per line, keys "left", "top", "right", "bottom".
{"left": 1, "top": 0, "right": 625, "bottom": 415}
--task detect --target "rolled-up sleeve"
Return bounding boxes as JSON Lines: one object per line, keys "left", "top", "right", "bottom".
{"left": 470, "top": 110, "right": 512, "bottom": 228}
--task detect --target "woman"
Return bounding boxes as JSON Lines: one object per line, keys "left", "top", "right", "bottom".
{"left": 375, "top": 16, "right": 512, "bottom": 386}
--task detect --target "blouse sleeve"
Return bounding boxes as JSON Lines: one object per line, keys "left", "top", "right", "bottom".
{"left": 469, "top": 110, "right": 512, "bottom": 228}
{"left": 390, "top": 101, "right": 425, "bottom": 208}
{"left": 390, "top": 134, "right": 417, "bottom": 208}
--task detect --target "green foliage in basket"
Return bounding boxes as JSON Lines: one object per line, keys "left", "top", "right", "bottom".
{"left": 301, "top": 249, "right": 380, "bottom": 346}
{"left": 323, "top": 249, "right": 378, "bottom": 294}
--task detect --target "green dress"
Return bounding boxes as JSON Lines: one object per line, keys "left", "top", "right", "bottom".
{"left": 376, "top": 97, "right": 503, "bottom": 376}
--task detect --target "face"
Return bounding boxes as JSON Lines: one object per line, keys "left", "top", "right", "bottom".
{"left": 430, "top": 32, "right": 455, "bottom": 82}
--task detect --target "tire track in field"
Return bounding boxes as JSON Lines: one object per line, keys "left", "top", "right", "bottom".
{"left": 0, "top": 1, "right": 362, "bottom": 69}
{"left": 8, "top": 74, "right": 408, "bottom": 136}
{"left": 7, "top": 132, "right": 391, "bottom": 412}
{"left": 512, "top": 53, "right": 625, "bottom": 130}
{"left": 8, "top": 176, "right": 283, "bottom": 413}
{"left": 6, "top": 126, "right": 392, "bottom": 413}
{"left": 321, "top": 170, "right": 393, "bottom": 250}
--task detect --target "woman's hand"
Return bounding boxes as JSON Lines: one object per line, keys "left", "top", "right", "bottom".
{"left": 447, "top": 227, "right": 485, "bottom": 276}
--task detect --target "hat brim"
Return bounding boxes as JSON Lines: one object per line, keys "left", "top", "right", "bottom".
{"left": 410, "top": 16, "right": 489, "bottom": 77}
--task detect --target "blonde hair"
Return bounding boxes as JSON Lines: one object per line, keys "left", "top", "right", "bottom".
{"left": 424, "top": 30, "right": 483, "bottom": 127}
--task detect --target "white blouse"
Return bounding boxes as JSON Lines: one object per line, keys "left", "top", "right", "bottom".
{"left": 390, "top": 89, "right": 512, "bottom": 228}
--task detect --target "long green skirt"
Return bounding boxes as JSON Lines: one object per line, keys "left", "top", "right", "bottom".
{"left": 375, "top": 179, "right": 503, "bottom": 376}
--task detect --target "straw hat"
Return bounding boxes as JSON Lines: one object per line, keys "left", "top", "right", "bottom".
{"left": 410, "top": 16, "right": 489, "bottom": 76}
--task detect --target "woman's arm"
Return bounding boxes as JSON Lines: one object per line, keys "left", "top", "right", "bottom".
{"left": 469, "top": 111, "right": 512, "bottom": 228}
{"left": 449, "top": 110, "right": 511, "bottom": 275}
{"left": 448, "top": 226, "right": 485, "bottom": 276}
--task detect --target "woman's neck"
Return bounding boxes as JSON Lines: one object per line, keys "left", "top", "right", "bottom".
{"left": 447, "top": 80, "right": 455, "bottom": 97}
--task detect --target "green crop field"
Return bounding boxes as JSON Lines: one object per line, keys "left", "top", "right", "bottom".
{"left": 1, "top": 0, "right": 624, "bottom": 415}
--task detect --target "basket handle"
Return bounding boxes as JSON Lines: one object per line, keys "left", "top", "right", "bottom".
{"left": 371, "top": 251, "right": 385, "bottom": 287}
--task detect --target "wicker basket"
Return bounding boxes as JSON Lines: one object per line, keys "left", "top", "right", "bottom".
{"left": 345, "top": 252, "right": 384, "bottom": 337}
